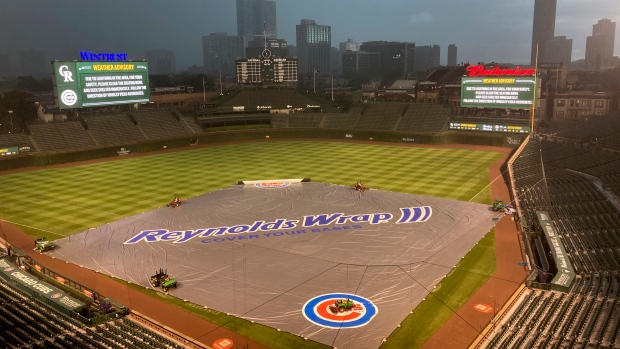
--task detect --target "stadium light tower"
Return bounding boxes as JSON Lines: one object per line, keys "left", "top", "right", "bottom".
{"left": 313, "top": 68, "right": 317, "bottom": 93}
{"left": 8, "top": 110, "right": 12, "bottom": 133}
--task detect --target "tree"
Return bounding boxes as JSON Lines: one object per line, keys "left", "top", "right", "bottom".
{"left": 333, "top": 92, "right": 353, "bottom": 111}
{"left": 0, "top": 91, "right": 37, "bottom": 133}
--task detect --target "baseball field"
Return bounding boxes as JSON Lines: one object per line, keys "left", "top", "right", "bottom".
{"left": 0, "top": 141, "right": 503, "bottom": 348}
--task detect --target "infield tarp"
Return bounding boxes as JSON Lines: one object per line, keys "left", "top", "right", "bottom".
{"left": 49, "top": 182, "right": 499, "bottom": 348}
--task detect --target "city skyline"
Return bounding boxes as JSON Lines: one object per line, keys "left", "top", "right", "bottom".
{"left": 0, "top": 0, "right": 618, "bottom": 74}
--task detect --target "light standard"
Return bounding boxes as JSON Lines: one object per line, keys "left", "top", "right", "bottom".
{"left": 8, "top": 110, "right": 13, "bottom": 133}
{"left": 313, "top": 69, "right": 317, "bottom": 94}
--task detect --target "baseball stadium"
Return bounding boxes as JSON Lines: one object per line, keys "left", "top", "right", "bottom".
{"left": 1, "top": 64, "right": 620, "bottom": 349}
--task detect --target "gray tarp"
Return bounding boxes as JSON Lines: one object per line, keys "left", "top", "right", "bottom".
{"left": 49, "top": 182, "right": 498, "bottom": 348}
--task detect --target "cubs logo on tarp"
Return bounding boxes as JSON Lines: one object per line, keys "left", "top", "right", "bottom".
{"left": 3, "top": 267, "right": 13, "bottom": 272}
{"left": 51, "top": 293, "right": 62, "bottom": 299}
{"left": 255, "top": 181, "right": 290, "bottom": 189}
{"left": 302, "top": 293, "right": 378, "bottom": 329}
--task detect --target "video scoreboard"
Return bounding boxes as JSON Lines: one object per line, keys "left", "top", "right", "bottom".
{"left": 52, "top": 61, "right": 150, "bottom": 109}
{"left": 461, "top": 76, "right": 535, "bottom": 109}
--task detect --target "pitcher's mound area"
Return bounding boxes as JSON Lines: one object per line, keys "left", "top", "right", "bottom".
{"left": 49, "top": 181, "right": 497, "bottom": 348}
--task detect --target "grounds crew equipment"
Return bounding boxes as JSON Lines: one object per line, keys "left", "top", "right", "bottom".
{"left": 150, "top": 268, "right": 177, "bottom": 292}
{"left": 34, "top": 237, "right": 54, "bottom": 252}
{"left": 330, "top": 299, "right": 355, "bottom": 313}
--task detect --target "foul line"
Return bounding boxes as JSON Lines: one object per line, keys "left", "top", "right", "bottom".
{"left": 468, "top": 169, "right": 508, "bottom": 203}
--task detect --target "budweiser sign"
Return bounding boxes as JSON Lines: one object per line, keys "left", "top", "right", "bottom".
{"left": 466, "top": 65, "right": 535, "bottom": 77}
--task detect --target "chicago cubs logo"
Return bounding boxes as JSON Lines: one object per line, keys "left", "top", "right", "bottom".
{"left": 255, "top": 181, "right": 290, "bottom": 189}
{"left": 51, "top": 293, "right": 62, "bottom": 299}
{"left": 60, "top": 90, "right": 78, "bottom": 106}
{"left": 4, "top": 267, "right": 13, "bottom": 272}
{"left": 302, "top": 293, "right": 378, "bottom": 329}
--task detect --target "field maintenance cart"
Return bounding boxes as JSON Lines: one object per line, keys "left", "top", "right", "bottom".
{"left": 330, "top": 299, "right": 355, "bottom": 313}
{"left": 150, "top": 268, "right": 177, "bottom": 292}
{"left": 34, "top": 237, "right": 54, "bottom": 252}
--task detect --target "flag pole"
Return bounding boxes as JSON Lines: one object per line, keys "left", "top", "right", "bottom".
{"left": 202, "top": 77, "right": 206, "bottom": 103}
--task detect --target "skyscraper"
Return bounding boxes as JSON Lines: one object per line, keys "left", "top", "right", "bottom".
{"left": 296, "top": 19, "right": 331, "bottom": 76}
{"left": 585, "top": 19, "right": 616, "bottom": 71}
{"left": 414, "top": 45, "right": 440, "bottom": 72}
{"left": 0, "top": 54, "right": 11, "bottom": 78}
{"left": 236, "top": 0, "right": 277, "bottom": 48}
{"left": 530, "top": 0, "right": 557, "bottom": 66}
{"left": 360, "top": 41, "right": 415, "bottom": 75}
{"left": 145, "top": 49, "right": 176, "bottom": 75}
{"left": 544, "top": 36, "right": 572, "bottom": 66}
{"left": 202, "top": 33, "right": 245, "bottom": 76}
{"left": 447, "top": 44, "right": 457, "bottom": 66}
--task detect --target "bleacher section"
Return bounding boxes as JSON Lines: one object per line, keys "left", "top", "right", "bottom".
{"left": 29, "top": 122, "right": 96, "bottom": 152}
{"left": 131, "top": 110, "right": 190, "bottom": 140}
{"left": 0, "top": 275, "right": 184, "bottom": 349}
{"left": 487, "top": 138, "right": 620, "bottom": 348}
{"left": 354, "top": 104, "right": 405, "bottom": 131}
{"left": 546, "top": 112, "right": 620, "bottom": 151}
{"left": 0, "top": 133, "right": 32, "bottom": 149}
{"left": 83, "top": 113, "right": 146, "bottom": 146}
{"left": 219, "top": 89, "right": 321, "bottom": 110}
{"left": 396, "top": 103, "right": 450, "bottom": 133}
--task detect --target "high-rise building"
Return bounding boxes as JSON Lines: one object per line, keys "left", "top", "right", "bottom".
{"left": 236, "top": 0, "right": 277, "bottom": 48}
{"left": 296, "top": 19, "right": 331, "bottom": 76}
{"left": 544, "top": 36, "right": 572, "bottom": 66}
{"left": 447, "top": 44, "right": 457, "bottom": 66}
{"left": 360, "top": 41, "right": 415, "bottom": 75}
{"left": 414, "top": 45, "right": 440, "bottom": 72}
{"left": 342, "top": 51, "right": 380, "bottom": 77}
{"left": 585, "top": 19, "right": 616, "bottom": 71}
{"left": 246, "top": 38, "right": 289, "bottom": 59}
{"left": 531, "top": 0, "right": 557, "bottom": 66}
{"left": 0, "top": 54, "right": 11, "bottom": 77}
{"left": 340, "top": 39, "right": 360, "bottom": 53}
{"left": 202, "top": 33, "right": 245, "bottom": 77}
{"left": 145, "top": 49, "right": 176, "bottom": 75}
{"left": 331, "top": 47, "right": 342, "bottom": 76}
{"left": 19, "top": 49, "right": 47, "bottom": 77}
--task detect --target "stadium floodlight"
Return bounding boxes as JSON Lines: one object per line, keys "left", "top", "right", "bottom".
{"left": 8, "top": 110, "right": 12, "bottom": 133}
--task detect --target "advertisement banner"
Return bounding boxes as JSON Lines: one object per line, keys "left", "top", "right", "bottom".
{"left": 0, "top": 258, "right": 86, "bottom": 311}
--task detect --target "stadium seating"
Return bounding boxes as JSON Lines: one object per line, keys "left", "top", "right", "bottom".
{"left": 83, "top": 113, "right": 146, "bottom": 146}
{"left": 0, "top": 275, "right": 184, "bottom": 348}
{"left": 131, "top": 110, "right": 190, "bottom": 140}
{"left": 219, "top": 89, "right": 321, "bottom": 110}
{"left": 0, "top": 133, "right": 33, "bottom": 149}
{"left": 29, "top": 121, "right": 96, "bottom": 152}
{"left": 495, "top": 137, "right": 620, "bottom": 348}
{"left": 396, "top": 103, "right": 450, "bottom": 133}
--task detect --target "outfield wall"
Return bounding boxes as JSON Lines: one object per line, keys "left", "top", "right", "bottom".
{"left": 0, "top": 128, "right": 523, "bottom": 171}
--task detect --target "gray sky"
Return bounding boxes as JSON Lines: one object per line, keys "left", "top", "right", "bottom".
{"left": 0, "top": 0, "right": 618, "bottom": 73}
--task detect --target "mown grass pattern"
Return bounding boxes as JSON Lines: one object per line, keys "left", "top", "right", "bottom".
{"left": 0, "top": 141, "right": 502, "bottom": 349}
{"left": 0, "top": 142, "right": 502, "bottom": 240}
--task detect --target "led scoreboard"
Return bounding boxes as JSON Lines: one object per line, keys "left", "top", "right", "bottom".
{"left": 52, "top": 61, "right": 150, "bottom": 109}
{"left": 449, "top": 122, "right": 530, "bottom": 133}
{"left": 460, "top": 65, "right": 535, "bottom": 109}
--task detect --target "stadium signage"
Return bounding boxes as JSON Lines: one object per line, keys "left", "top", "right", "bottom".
{"left": 124, "top": 206, "right": 433, "bottom": 244}
{"left": 0, "top": 258, "right": 85, "bottom": 310}
{"left": 79, "top": 51, "right": 128, "bottom": 61}
{"left": 52, "top": 61, "right": 150, "bottom": 109}
{"left": 466, "top": 65, "right": 535, "bottom": 77}
{"left": 302, "top": 293, "right": 378, "bottom": 328}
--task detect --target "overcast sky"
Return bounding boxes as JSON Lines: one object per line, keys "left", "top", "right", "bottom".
{"left": 0, "top": 0, "right": 618, "bottom": 73}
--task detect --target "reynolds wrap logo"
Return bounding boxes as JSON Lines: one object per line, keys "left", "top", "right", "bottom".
{"left": 124, "top": 206, "right": 432, "bottom": 245}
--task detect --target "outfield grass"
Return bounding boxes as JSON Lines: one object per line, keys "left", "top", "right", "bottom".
{"left": 0, "top": 141, "right": 503, "bottom": 348}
